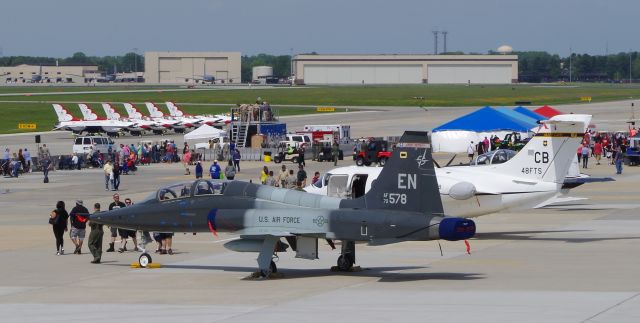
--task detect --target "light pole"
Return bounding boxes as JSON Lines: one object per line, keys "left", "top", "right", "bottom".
{"left": 290, "top": 48, "right": 294, "bottom": 84}
{"left": 569, "top": 47, "right": 572, "bottom": 83}
{"left": 630, "top": 50, "right": 633, "bottom": 84}
{"left": 133, "top": 48, "right": 139, "bottom": 73}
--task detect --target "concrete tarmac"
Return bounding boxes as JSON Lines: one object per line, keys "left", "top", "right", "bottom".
{"left": 1, "top": 101, "right": 640, "bottom": 322}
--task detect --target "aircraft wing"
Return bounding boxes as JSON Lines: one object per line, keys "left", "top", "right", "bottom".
{"left": 235, "top": 227, "right": 326, "bottom": 237}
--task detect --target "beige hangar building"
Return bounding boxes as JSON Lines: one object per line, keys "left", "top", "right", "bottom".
{"left": 292, "top": 54, "right": 518, "bottom": 85}
{"left": 0, "top": 64, "right": 100, "bottom": 83}
{"left": 144, "top": 51, "right": 241, "bottom": 84}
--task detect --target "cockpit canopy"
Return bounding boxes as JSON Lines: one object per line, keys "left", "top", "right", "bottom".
{"left": 471, "top": 149, "right": 518, "bottom": 166}
{"left": 155, "top": 179, "right": 228, "bottom": 201}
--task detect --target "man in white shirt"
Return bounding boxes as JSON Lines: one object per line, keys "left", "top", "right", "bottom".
{"left": 467, "top": 141, "right": 476, "bottom": 162}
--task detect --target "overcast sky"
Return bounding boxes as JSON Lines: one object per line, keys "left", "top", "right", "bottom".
{"left": 0, "top": 0, "right": 635, "bottom": 57}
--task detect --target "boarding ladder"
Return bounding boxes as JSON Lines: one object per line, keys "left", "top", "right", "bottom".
{"left": 232, "top": 122, "right": 249, "bottom": 148}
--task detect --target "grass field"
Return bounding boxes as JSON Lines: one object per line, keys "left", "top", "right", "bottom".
{"left": 0, "top": 83, "right": 639, "bottom": 134}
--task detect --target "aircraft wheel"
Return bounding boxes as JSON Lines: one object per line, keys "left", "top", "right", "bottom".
{"left": 355, "top": 157, "right": 364, "bottom": 166}
{"left": 337, "top": 254, "right": 354, "bottom": 271}
{"left": 270, "top": 260, "right": 278, "bottom": 273}
{"left": 378, "top": 157, "right": 387, "bottom": 166}
{"left": 139, "top": 253, "right": 152, "bottom": 268}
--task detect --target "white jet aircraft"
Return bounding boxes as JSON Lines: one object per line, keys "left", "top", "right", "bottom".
{"left": 52, "top": 104, "right": 131, "bottom": 135}
{"left": 144, "top": 102, "right": 191, "bottom": 133}
{"left": 98, "top": 103, "right": 154, "bottom": 135}
{"left": 122, "top": 103, "right": 179, "bottom": 135}
{"left": 305, "top": 114, "right": 598, "bottom": 218}
{"left": 165, "top": 101, "right": 231, "bottom": 126}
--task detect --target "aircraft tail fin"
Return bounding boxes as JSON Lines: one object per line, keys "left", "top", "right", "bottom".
{"left": 144, "top": 102, "right": 164, "bottom": 118}
{"left": 342, "top": 131, "right": 444, "bottom": 215}
{"left": 101, "top": 103, "right": 122, "bottom": 120}
{"left": 124, "top": 103, "right": 143, "bottom": 119}
{"left": 52, "top": 104, "right": 79, "bottom": 122}
{"left": 165, "top": 101, "right": 184, "bottom": 117}
{"left": 78, "top": 103, "right": 99, "bottom": 121}
{"left": 496, "top": 114, "right": 590, "bottom": 184}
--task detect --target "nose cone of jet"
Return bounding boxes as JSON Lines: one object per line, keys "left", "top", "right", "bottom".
{"left": 90, "top": 207, "right": 128, "bottom": 228}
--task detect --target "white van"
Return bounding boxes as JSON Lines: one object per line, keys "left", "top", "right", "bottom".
{"left": 72, "top": 136, "right": 115, "bottom": 155}
{"left": 285, "top": 134, "right": 311, "bottom": 147}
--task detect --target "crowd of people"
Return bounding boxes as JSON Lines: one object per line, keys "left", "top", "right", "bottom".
{"left": 48, "top": 193, "right": 176, "bottom": 264}
{"left": 1, "top": 147, "right": 35, "bottom": 177}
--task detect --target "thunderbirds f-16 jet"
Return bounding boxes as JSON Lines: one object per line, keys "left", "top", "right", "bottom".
{"left": 123, "top": 103, "right": 177, "bottom": 135}
{"left": 52, "top": 104, "right": 132, "bottom": 135}
{"left": 305, "top": 115, "right": 612, "bottom": 217}
{"left": 165, "top": 101, "right": 231, "bottom": 126}
{"left": 91, "top": 131, "right": 476, "bottom": 277}
{"left": 144, "top": 102, "right": 191, "bottom": 132}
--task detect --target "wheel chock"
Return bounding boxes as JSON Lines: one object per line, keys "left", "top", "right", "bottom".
{"left": 130, "top": 262, "right": 162, "bottom": 268}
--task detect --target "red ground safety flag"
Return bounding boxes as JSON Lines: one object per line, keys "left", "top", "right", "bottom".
{"left": 464, "top": 240, "right": 471, "bottom": 254}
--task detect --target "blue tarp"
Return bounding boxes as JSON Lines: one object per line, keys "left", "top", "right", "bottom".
{"left": 513, "top": 106, "right": 545, "bottom": 121}
{"left": 495, "top": 107, "right": 539, "bottom": 128}
{"left": 432, "top": 106, "right": 533, "bottom": 132}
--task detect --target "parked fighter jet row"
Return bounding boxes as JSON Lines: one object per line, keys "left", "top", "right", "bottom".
{"left": 53, "top": 102, "right": 231, "bottom": 135}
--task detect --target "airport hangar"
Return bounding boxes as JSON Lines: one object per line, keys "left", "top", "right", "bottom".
{"left": 292, "top": 54, "right": 518, "bottom": 85}
{"left": 0, "top": 64, "right": 100, "bottom": 83}
{"left": 144, "top": 51, "right": 241, "bottom": 84}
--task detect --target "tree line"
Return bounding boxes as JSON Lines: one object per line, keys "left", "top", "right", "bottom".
{"left": 514, "top": 51, "right": 639, "bottom": 83}
{"left": 2, "top": 51, "right": 638, "bottom": 83}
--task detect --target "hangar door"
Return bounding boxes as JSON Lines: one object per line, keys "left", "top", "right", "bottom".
{"left": 428, "top": 64, "right": 512, "bottom": 84}
{"left": 304, "top": 65, "right": 422, "bottom": 84}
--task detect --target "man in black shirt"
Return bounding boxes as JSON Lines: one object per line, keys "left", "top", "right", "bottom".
{"left": 296, "top": 165, "right": 308, "bottom": 188}
{"left": 69, "top": 200, "right": 89, "bottom": 254}
{"left": 107, "top": 193, "right": 126, "bottom": 252}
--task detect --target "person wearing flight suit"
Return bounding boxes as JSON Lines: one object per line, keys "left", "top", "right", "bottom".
{"left": 87, "top": 203, "right": 103, "bottom": 264}
{"left": 331, "top": 140, "right": 340, "bottom": 166}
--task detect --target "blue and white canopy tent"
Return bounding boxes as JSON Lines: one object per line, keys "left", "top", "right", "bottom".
{"left": 431, "top": 106, "right": 534, "bottom": 152}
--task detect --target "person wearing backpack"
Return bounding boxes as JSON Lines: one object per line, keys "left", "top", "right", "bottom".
{"left": 50, "top": 201, "right": 69, "bottom": 255}
{"left": 224, "top": 160, "right": 236, "bottom": 180}
{"left": 69, "top": 200, "right": 89, "bottom": 254}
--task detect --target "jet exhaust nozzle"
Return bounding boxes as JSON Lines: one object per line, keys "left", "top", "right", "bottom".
{"left": 439, "top": 217, "right": 476, "bottom": 241}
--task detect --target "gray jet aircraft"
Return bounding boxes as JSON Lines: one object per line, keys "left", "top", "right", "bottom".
{"left": 91, "top": 131, "right": 476, "bottom": 277}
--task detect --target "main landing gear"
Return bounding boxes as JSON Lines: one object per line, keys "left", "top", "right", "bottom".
{"left": 335, "top": 240, "right": 356, "bottom": 272}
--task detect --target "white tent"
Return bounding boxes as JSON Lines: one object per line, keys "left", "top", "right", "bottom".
{"left": 183, "top": 125, "right": 227, "bottom": 141}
